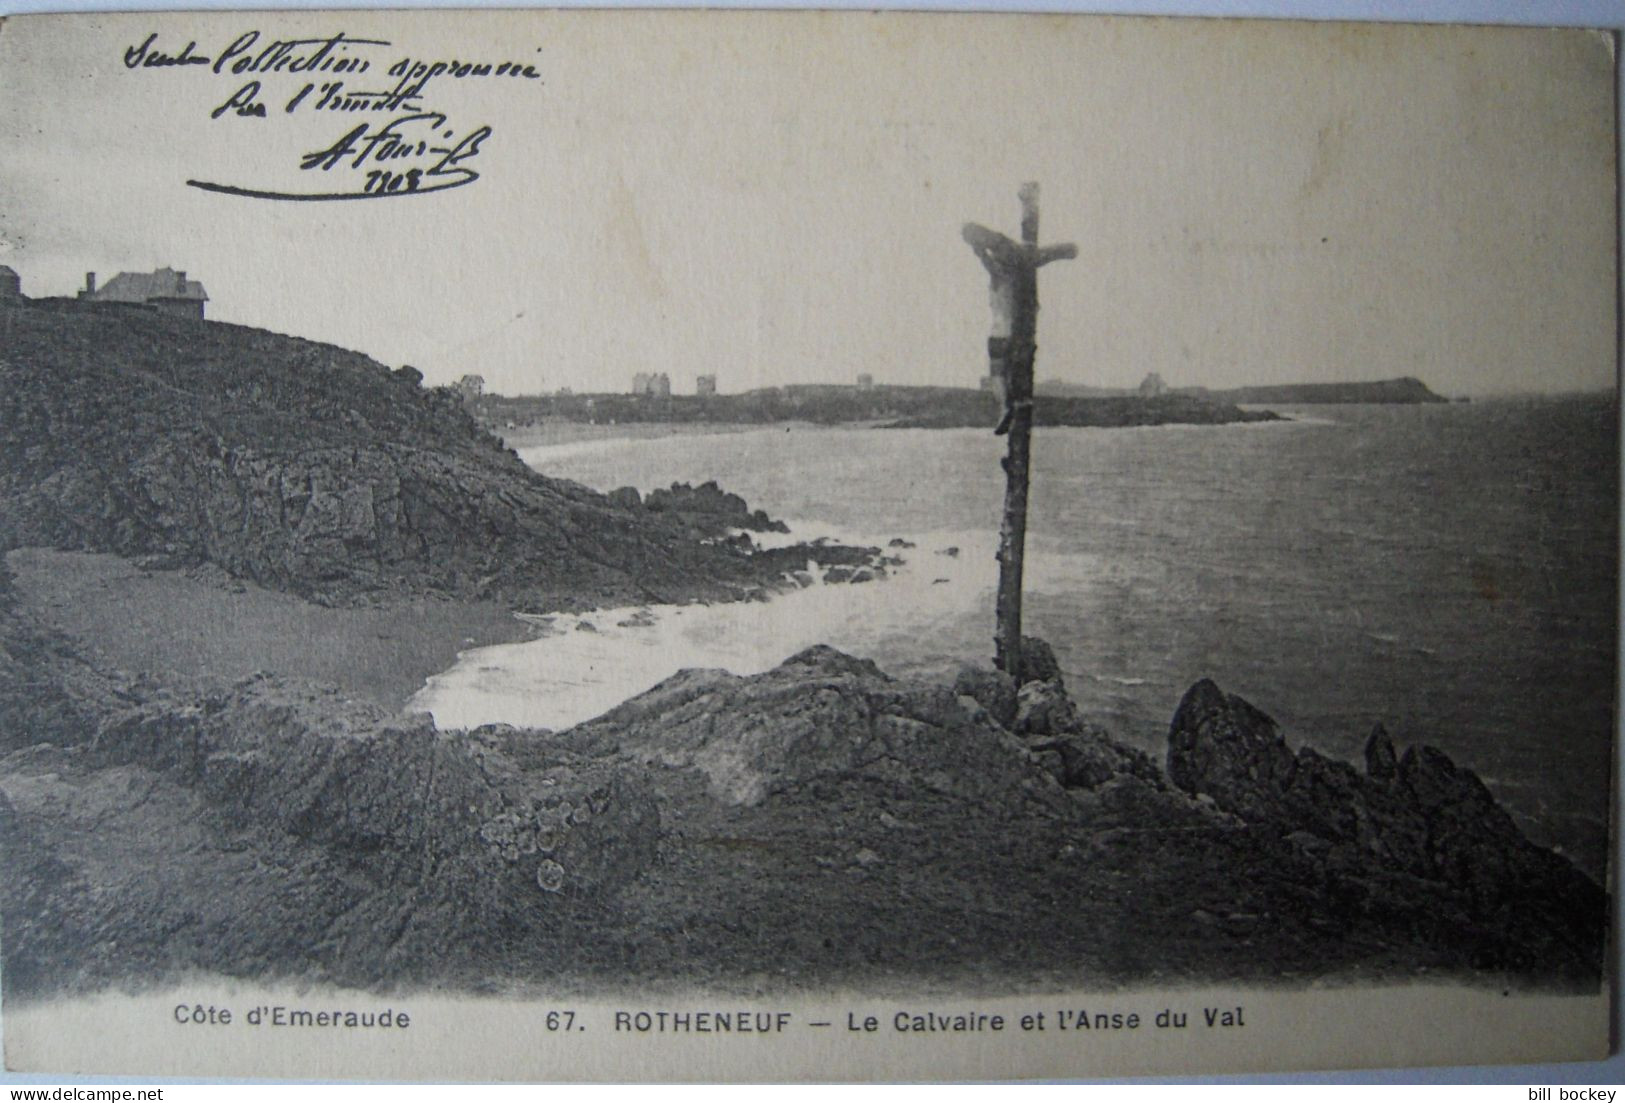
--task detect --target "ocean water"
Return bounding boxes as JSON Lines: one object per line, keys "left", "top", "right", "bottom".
{"left": 413, "top": 397, "right": 1618, "bottom": 877}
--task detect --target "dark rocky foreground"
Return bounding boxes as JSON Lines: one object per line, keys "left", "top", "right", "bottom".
{"left": 0, "top": 298, "right": 870, "bottom": 610}
{"left": 1, "top": 571, "right": 1605, "bottom": 997}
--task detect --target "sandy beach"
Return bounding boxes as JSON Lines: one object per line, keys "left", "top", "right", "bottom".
{"left": 5, "top": 548, "right": 536, "bottom": 711}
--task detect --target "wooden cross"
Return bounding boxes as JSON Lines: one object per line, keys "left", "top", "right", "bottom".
{"left": 963, "top": 183, "right": 1076, "bottom": 682}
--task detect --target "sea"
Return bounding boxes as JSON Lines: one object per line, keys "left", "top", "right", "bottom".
{"left": 414, "top": 396, "right": 1619, "bottom": 878}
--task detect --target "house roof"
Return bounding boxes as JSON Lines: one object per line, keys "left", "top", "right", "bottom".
{"left": 94, "top": 268, "right": 208, "bottom": 303}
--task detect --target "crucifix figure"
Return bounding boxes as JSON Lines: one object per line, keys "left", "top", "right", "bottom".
{"left": 963, "top": 182, "right": 1076, "bottom": 682}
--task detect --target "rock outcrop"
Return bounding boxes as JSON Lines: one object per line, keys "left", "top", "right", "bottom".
{"left": 0, "top": 593, "right": 1606, "bottom": 994}
{"left": 1167, "top": 678, "right": 1605, "bottom": 976}
{"left": 570, "top": 645, "right": 1068, "bottom": 812}
{"left": 0, "top": 565, "right": 659, "bottom": 992}
{"left": 3, "top": 679, "right": 661, "bottom": 992}
{"left": 0, "top": 299, "right": 860, "bottom": 609}
{"left": 641, "top": 480, "right": 791, "bottom": 536}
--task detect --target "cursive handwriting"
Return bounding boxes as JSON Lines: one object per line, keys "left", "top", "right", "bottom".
{"left": 211, "top": 75, "right": 432, "bottom": 119}
{"left": 125, "top": 33, "right": 212, "bottom": 68}
{"left": 213, "top": 31, "right": 388, "bottom": 76}
{"left": 124, "top": 28, "right": 536, "bottom": 201}
{"left": 188, "top": 113, "right": 490, "bottom": 201}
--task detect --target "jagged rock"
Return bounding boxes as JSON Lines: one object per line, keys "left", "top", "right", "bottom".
{"left": 1010, "top": 670, "right": 1161, "bottom": 790}
{"left": 1013, "top": 678, "right": 1080, "bottom": 736}
{"left": 1166, "top": 679, "right": 1298, "bottom": 824}
{"left": 1165, "top": 677, "right": 1606, "bottom": 972}
{"left": 1364, "top": 723, "right": 1397, "bottom": 781}
{"left": 1017, "top": 636, "right": 1064, "bottom": 688}
{"left": 952, "top": 664, "right": 1018, "bottom": 729}
{"left": 0, "top": 607, "right": 1609, "bottom": 991}
{"left": 642, "top": 480, "right": 791, "bottom": 535}
{"left": 1030, "top": 729, "right": 1163, "bottom": 791}
{"left": 572, "top": 645, "right": 1054, "bottom": 812}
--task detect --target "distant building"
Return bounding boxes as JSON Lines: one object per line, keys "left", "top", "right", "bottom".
{"left": 0, "top": 265, "right": 20, "bottom": 300}
{"left": 1138, "top": 372, "right": 1168, "bottom": 398}
{"left": 79, "top": 268, "right": 208, "bottom": 319}
{"left": 457, "top": 374, "right": 485, "bottom": 399}
{"left": 856, "top": 373, "right": 874, "bottom": 390}
{"left": 633, "top": 371, "right": 671, "bottom": 397}
{"left": 696, "top": 374, "right": 717, "bottom": 396}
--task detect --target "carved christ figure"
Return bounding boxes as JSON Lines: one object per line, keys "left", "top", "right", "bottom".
{"left": 962, "top": 221, "right": 1077, "bottom": 432}
{"left": 962, "top": 222, "right": 1028, "bottom": 343}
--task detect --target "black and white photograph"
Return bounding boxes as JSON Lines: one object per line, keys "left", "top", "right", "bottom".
{"left": 0, "top": 8, "right": 1615, "bottom": 1080}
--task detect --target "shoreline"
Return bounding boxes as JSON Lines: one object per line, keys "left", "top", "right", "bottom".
{"left": 4, "top": 548, "right": 537, "bottom": 712}
{"left": 496, "top": 419, "right": 846, "bottom": 452}
{"left": 3, "top": 576, "right": 1604, "bottom": 996}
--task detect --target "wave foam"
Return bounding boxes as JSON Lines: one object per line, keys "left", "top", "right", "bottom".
{"left": 411, "top": 526, "right": 1003, "bottom": 731}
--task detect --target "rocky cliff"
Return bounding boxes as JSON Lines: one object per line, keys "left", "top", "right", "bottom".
{"left": 0, "top": 298, "right": 855, "bottom": 608}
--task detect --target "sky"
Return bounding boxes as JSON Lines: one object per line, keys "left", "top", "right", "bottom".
{"left": 0, "top": 10, "right": 1616, "bottom": 397}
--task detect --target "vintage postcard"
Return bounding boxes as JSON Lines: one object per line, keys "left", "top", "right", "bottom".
{"left": 0, "top": 8, "right": 1615, "bottom": 1081}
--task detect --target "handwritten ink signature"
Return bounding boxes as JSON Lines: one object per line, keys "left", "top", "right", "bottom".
{"left": 124, "top": 31, "right": 388, "bottom": 74}
{"left": 188, "top": 113, "right": 491, "bottom": 201}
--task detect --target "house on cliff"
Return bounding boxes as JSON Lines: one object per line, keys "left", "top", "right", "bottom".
{"left": 79, "top": 268, "right": 208, "bottom": 319}
{"left": 0, "top": 265, "right": 21, "bottom": 300}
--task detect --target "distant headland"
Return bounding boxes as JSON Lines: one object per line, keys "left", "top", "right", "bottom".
{"left": 1185, "top": 377, "right": 1451, "bottom": 405}
{"left": 467, "top": 382, "right": 1282, "bottom": 433}
{"left": 463, "top": 373, "right": 1452, "bottom": 436}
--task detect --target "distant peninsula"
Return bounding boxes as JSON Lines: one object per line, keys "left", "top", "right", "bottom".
{"left": 1185, "top": 377, "right": 1449, "bottom": 405}
{"left": 1037, "top": 375, "right": 1450, "bottom": 405}
{"left": 472, "top": 384, "right": 1280, "bottom": 433}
